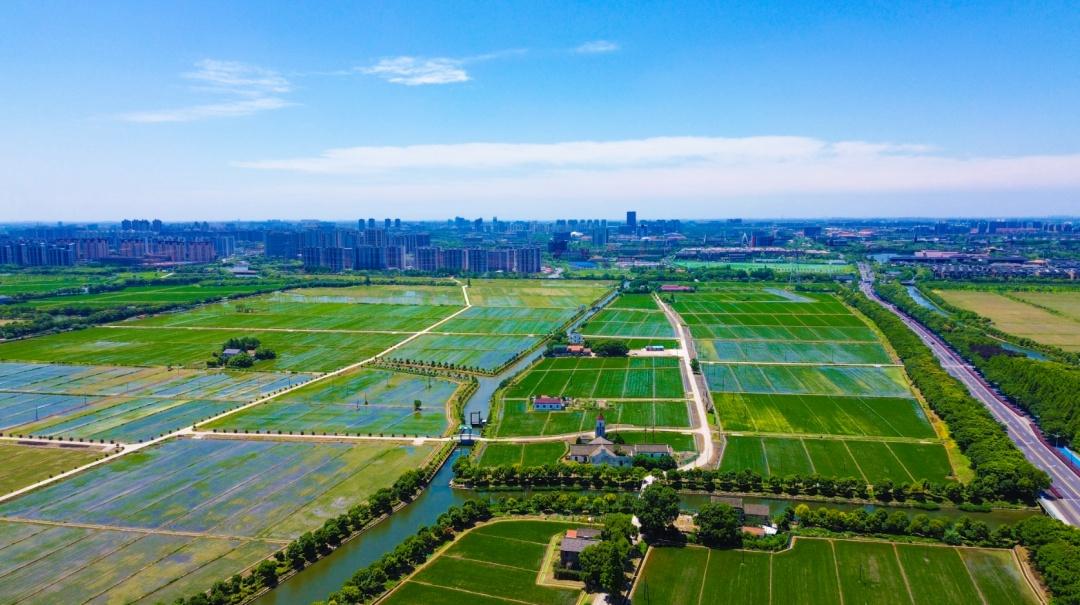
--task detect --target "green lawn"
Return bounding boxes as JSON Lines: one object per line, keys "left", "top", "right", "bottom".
{"left": 634, "top": 539, "right": 1037, "bottom": 605}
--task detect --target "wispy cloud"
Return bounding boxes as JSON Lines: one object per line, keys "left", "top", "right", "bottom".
{"left": 359, "top": 57, "right": 469, "bottom": 86}
{"left": 120, "top": 60, "right": 292, "bottom": 123}
{"left": 233, "top": 135, "right": 1080, "bottom": 200}
{"left": 574, "top": 40, "right": 619, "bottom": 54}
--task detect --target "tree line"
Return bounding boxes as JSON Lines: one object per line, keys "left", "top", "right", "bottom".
{"left": 879, "top": 281, "right": 1080, "bottom": 446}
{"left": 842, "top": 289, "right": 1050, "bottom": 502}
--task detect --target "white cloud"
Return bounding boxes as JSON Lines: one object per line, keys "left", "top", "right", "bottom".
{"left": 575, "top": 40, "right": 619, "bottom": 54}
{"left": 359, "top": 57, "right": 469, "bottom": 85}
{"left": 121, "top": 98, "right": 292, "bottom": 123}
{"left": 120, "top": 60, "right": 292, "bottom": 123}
{"left": 233, "top": 135, "right": 1080, "bottom": 200}
{"left": 183, "top": 59, "right": 292, "bottom": 96}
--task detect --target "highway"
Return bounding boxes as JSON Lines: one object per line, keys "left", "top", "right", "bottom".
{"left": 858, "top": 264, "right": 1080, "bottom": 526}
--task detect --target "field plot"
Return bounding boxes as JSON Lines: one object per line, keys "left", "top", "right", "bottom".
{"left": 0, "top": 273, "right": 104, "bottom": 296}
{"left": 27, "top": 282, "right": 283, "bottom": 310}
{"left": 702, "top": 364, "right": 911, "bottom": 398}
{"left": 720, "top": 435, "right": 954, "bottom": 483}
{"left": 392, "top": 333, "right": 542, "bottom": 371}
{"left": 936, "top": 289, "right": 1080, "bottom": 351}
{"left": 476, "top": 442, "right": 568, "bottom": 466}
{"left": 697, "top": 339, "right": 891, "bottom": 364}
{"left": 0, "top": 437, "right": 434, "bottom": 540}
{"left": 492, "top": 399, "right": 691, "bottom": 437}
{"left": 2, "top": 363, "right": 315, "bottom": 442}
{"left": 273, "top": 284, "right": 465, "bottom": 306}
{"left": 634, "top": 539, "right": 1037, "bottom": 605}
{"left": 437, "top": 306, "right": 575, "bottom": 335}
{"left": 713, "top": 392, "right": 934, "bottom": 438}
{"left": 0, "top": 443, "right": 105, "bottom": 494}
{"left": 0, "top": 327, "right": 405, "bottom": 371}
{"left": 131, "top": 299, "right": 456, "bottom": 332}
{"left": 201, "top": 368, "right": 462, "bottom": 436}
{"left": 505, "top": 357, "right": 685, "bottom": 400}
{"left": 466, "top": 279, "right": 611, "bottom": 308}
{"left": 383, "top": 519, "right": 583, "bottom": 605}
{"left": 581, "top": 307, "right": 675, "bottom": 338}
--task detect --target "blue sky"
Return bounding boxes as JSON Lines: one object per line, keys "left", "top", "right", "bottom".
{"left": 2, "top": 1, "right": 1079, "bottom": 221}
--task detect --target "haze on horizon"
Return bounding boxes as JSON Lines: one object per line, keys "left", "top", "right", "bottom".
{"left": 2, "top": 1, "right": 1079, "bottom": 221}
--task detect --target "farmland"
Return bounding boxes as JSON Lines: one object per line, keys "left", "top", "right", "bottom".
{"left": 273, "top": 284, "right": 465, "bottom": 306}
{"left": 0, "top": 443, "right": 106, "bottom": 494}
{"left": 25, "top": 281, "right": 287, "bottom": 310}
{"left": 476, "top": 442, "right": 568, "bottom": 466}
{"left": 392, "top": 333, "right": 543, "bottom": 371}
{"left": 935, "top": 289, "right": 1080, "bottom": 351}
{"left": 633, "top": 538, "right": 1039, "bottom": 605}
{"left": 201, "top": 368, "right": 464, "bottom": 436}
{"left": 666, "top": 283, "right": 958, "bottom": 483}
{"left": 382, "top": 519, "right": 584, "bottom": 605}
{"left": 0, "top": 438, "right": 434, "bottom": 539}
{"left": 581, "top": 293, "right": 675, "bottom": 338}
{"left": 505, "top": 357, "right": 685, "bottom": 400}
{"left": 720, "top": 435, "right": 955, "bottom": 483}
{"left": 0, "top": 437, "right": 434, "bottom": 603}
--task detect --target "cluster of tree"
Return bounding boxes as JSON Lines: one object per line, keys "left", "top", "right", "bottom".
{"left": 843, "top": 289, "right": 1050, "bottom": 503}
{"left": 590, "top": 339, "right": 630, "bottom": 357}
{"left": 207, "top": 336, "right": 276, "bottom": 368}
{"left": 174, "top": 465, "right": 438, "bottom": 605}
{"left": 880, "top": 282, "right": 1080, "bottom": 445}
{"left": 383, "top": 356, "right": 493, "bottom": 375}
{"left": 574, "top": 514, "right": 638, "bottom": 597}
{"left": 317, "top": 499, "right": 493, "bottom": 605}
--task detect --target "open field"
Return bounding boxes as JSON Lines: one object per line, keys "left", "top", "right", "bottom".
{"left": 201, "top": 368, "right": 462, "bottom": 436}
{"left": 936, "top": 289, "right": 1080, "bottom": 351}
{"left": 0, "top": 437, "right": 434, "bottom": 540}
{"left": 130, "top": 299, "right": 457, "bottom": 332}
{"left": 383, "top": 519, "right": 583, "bottom": 605}
{"left": 505, "top": 357, "right": 685, "bottom": 400}
{"left": 702, "top": 363, "right": 911, "bottom": 398}
{"left": 0, "top": 327, "right": 406, "bottom": 372}
{"left": 0, "top": 519, "right": 281, "bottom": 605}
{"left": 26, "top": 282, "right": 285, "bottom": 310}
{"left": 476, "top": 442, "right": 568, "bottom": 466}
{"left": 697, "top": 339, "right": 891, "bottom": 364}
{"left": 633, "top": 538, "right": 1039, "bottom": 605}
{"left": 720, "top": 435, "right": 955, "bottom": 483}
{"left": 0, "top": 443, "right": 106, "bottom": 494}
{"left": 273, "top": 284, "right": 465, "bottom": 306}
{"left": 492, "top": 399, "right": 691, "bottom": 437}
{"left": 466, "top": 279, "right": 611, "bottom": 308}
{"left": 581, "top": 307, "right": 675, "bottom": 338}
{"left": 437, "top": 306, "right": 575, "bottom": 335}
{"left": 392, "top": 333, "right": 543, "bottom": 371}
{"left": 713, "top": 392, "right": 935, "bottom": 438}
{"left": 673, "top": 261, "right": 855, "bottom": 274}
{"left": 1, "top": 362, "right": 315, "bottom": 442}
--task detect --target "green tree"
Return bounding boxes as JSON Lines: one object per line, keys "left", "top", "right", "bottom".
{"left": 635, "top": 484, "right": 679, "bottom": 536}
{"left": 696, "top": 502, "right": 742, "bottom": 547}
{"left": 413, "top": 399, "right": 422, "bottom": 412}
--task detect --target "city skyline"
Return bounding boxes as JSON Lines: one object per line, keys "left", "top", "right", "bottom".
{"left": 3, "top": 1, "right": 1080, "bottom": 220}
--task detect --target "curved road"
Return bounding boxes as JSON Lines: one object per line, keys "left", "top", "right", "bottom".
{"left": 858, "top": 264, "right": 1080, "bottom": 526}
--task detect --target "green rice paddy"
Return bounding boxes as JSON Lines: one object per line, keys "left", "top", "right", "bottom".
{"left": 713, "top": 392, "right": 934, "bottom": 438}
{"left": 504, "top": 357, "right": 685, "bottom": 400}
{"left": 392, "top": 333, "right": 543, "bottom": 371}
{"left": 492, "top": 399, "right": 691, "bottom": 437}
{"left": 382, "top": 519, "right": 584, "bottom": 605}
{"left": 201, "top": 368, "right": 463, "bottom": 436}
{"left": 0, "top": 443, "right": 106, "bottom": 495}
{"left": 720, "top": 435, "right": 955, "bottom": 483}
{"left": 634, "top": 539, "right": 1038, "bottom": 605}
{"left": 476, "top": 442, "right": 568, "bottom": 467}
